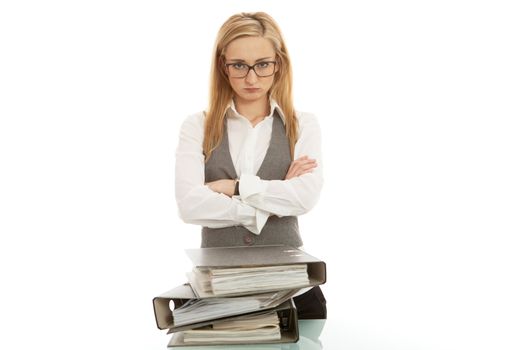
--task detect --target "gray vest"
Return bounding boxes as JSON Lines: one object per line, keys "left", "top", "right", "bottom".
{"left": 201, "top": 110, "right": 303, "bottom": 248}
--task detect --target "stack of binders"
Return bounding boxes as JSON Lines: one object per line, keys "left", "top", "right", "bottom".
{"left": 152, "top": 245, "right": 326, "bottom": 347}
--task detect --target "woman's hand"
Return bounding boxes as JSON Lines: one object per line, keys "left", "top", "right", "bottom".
{"left": 285, "top": 156, "right": 317, "bottom": 179}
{"left": 206, "top": 179, "right": 236, "bottom": 197}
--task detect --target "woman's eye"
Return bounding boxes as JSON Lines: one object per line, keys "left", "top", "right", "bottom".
{"left": 233, "top": 63, "right": 246, "bottom": 70}
{"left": 256, "top": 62, "right": 269, "bottom": 68}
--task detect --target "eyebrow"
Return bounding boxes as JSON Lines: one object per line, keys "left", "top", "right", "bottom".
{"left": 227, "top": 57, "right": 274, "bottom": 63}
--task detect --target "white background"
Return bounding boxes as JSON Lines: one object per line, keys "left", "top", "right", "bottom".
{"left": 1, "top": 1, "right": 524, "bottom": 349}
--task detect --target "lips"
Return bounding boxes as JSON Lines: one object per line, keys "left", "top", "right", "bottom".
{"left": 244, "top": 88, "right": 261, "bottom": 92}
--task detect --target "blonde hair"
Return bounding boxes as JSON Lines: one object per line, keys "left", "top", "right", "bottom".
{"left": 203, "top": 12, "right": 298, "bottom": 160}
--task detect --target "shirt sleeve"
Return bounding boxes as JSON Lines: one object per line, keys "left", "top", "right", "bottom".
{"left": 175, "top": 113, "right": 270, "bottom": 234}
{"left": 239, "top": 112, "right": 324, "bottom": 216}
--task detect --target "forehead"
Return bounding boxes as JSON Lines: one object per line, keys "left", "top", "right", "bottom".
{"left": 224, "top": 36, "right": 275, "bottom": 61}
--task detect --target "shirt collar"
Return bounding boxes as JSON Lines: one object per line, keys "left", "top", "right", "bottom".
{"left": 227, "top": 97, "right": 286, "bottom": 125}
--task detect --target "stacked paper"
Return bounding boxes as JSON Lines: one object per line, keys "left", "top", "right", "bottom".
{"left": 152, "top": 245, "right": 326, "bottom": 347}
{"left": 188, "top": 264, "right": 310, "bottom": 297}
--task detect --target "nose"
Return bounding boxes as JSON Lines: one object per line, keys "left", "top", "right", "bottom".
{"left": 245, "top": 68, "right": 258, "bottom": 84}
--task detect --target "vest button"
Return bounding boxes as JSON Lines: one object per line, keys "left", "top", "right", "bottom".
{"left": 243, "top": 234, "right": 254, "bottom": 245}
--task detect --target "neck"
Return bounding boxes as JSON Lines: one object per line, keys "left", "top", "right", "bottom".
{"left": 234, "top": 96, "right": 270, "bottom": 124}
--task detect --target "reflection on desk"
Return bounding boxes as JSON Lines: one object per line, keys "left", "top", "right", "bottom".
{"left": 168, "top": 319, "right": 325, "bottom": 350}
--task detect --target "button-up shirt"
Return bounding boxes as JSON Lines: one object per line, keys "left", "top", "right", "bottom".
{"left": 175, "top": 98, "right": 323, "bottom": 234}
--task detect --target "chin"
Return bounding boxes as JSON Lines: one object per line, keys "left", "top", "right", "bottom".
{"left": 238, "top": 91, "right": 267, "bottom": 102}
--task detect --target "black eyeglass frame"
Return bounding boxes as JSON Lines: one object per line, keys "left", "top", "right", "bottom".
{"left": 224, "top": 61, "right": 278, "bottom": 78}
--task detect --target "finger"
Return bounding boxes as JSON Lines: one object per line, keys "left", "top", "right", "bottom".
{"left": 297, "top": 158, "right": 316, "bottom": 165}
{"left": 286, "top": 164, "right": 301, "bottom": 179}
{"left": 291, "top": 159, "right": 315, "bottom": 169}
{"left": 287, "top": 160, "right": 314, "bottom": 177}
{"left": 287, "top": 158, "right": 316, "bottom": 178}
{"left": 297, "top": 161, "right": 318, "bottom": 171}
{"left": 296, "top": 165, "right": 317, "bottom": 175}
{"left": 286, "top": 165, "right": 298, "bottom": 178}
{"left": 288, "top": 160, "right": 304, "bottom": 173}
{"left": 297, "top": 168, "right": 316, "bottom": 176}
{"left": 287, "top": 162, "right": 317, "bottom": 179}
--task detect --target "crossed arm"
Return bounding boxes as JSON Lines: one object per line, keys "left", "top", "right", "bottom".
{"left": 175, "top": 112, "right": 323, "bottom": 234}
{"left": 206, "top": 155, "right": 318, "bottom": 196}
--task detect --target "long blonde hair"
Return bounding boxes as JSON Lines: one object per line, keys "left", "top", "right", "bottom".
{"left": 203, "top": 12, "right": 298, "bottom": 160}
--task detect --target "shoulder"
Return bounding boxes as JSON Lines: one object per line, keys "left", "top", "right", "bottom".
{"left": 181, "top": 110, "right": 206, "bottom": 128}
{"left": 178, "top": 111, "right": 206, "bottom": 141}
{"left": 294, "top": 110, "right": 321, "bottom": 133}
{"left": 179, "top": 110, "right": 205, "bottom": 131}
{"left": 295, "top": 110, "right": 318, "bottom": 123}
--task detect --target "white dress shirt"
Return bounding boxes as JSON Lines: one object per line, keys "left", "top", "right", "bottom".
{"left": 175, "top": 98, "right": 323, "bottom": 234}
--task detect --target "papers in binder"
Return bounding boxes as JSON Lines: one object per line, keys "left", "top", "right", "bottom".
{"left": 187, "top": 264, "right": 309, "bottom": 297}
{"left": 172, "top": 289, "right": 297, "bottom": 327}
{"left": 182, "top": 312, "right": 281, "bottom": 344}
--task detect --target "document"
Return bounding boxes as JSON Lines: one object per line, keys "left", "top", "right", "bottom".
{"left": 165, "top": 300, "right": 300, "bottom": 347}
{"left": 187, "top": 264, "right": 309, "bottom": 297}
{"left": 172, "top": 289, "right": 297, "bottom": 327}
{"left": 181, "top": 312, "right": 281, "bottom": 344}
{"left": 184, "top": 245, "right": 326, "bottom": 298}
{"left": 152, "top": 245, "right": 325, "bottom": 346}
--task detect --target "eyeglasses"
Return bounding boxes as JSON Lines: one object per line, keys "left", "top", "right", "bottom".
{"left": 225, "top": 61, "right": 277, "bottom": 78}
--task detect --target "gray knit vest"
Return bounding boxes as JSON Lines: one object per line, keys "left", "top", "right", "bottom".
{"left": 201, "top": 110, "right": 303, "bottom": 248}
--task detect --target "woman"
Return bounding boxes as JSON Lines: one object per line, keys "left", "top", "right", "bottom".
{"left": 175, "top": 12, "right": 326, "bottom": 319}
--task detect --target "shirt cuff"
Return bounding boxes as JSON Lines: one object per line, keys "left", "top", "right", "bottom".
{"left": 233, "top": 198, "right": 270, "bottom": 235}
{"left": 254, "top": 208, "right": 270, "bottom": 234}
{"left": 239, "top": 174, "right": 268, "bottom": 204}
